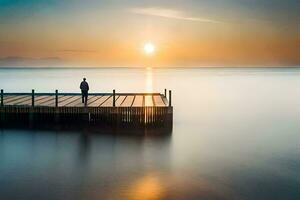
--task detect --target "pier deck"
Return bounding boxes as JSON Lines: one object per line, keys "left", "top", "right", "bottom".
{"left": 0, "top": 90, "right": 173, "bottom": 130}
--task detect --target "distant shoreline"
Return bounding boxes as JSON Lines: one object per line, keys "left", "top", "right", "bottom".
{"left": 0, "top": 66, "right": 300, "bottom": 69}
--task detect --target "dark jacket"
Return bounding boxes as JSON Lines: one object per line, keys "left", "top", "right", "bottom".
{"left": 80, "top": 81, "right": 89, "bottom": 91}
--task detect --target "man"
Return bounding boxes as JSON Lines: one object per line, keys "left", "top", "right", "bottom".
{"left": 80, "top": 78, "right": 89, "bottom": 105}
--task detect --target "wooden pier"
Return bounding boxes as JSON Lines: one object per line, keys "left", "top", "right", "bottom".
{"left": 0, "top": 89, "right": 173, "bottom": 130}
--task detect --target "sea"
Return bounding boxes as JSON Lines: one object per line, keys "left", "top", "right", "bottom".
{"left": 0, "top": 67, "right": 300, "bottom": 200}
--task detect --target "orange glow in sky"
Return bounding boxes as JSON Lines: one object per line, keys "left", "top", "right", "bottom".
{"left": 0, "top": 1, "right": 299, "bottom": 67}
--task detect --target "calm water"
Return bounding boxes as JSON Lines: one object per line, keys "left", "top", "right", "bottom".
{"left": 1, "top": 67, "right": 300, "bottom": 200}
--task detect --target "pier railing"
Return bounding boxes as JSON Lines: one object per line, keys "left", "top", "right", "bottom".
{"left": 0, "top": 89, "right": 172, "bottom": 107}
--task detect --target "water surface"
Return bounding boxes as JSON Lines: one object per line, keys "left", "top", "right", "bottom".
{"left": 1, "top": 67, "right": 300, "bottom": 200}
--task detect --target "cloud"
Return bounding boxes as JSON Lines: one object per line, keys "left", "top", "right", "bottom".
{"left": 129, "top": 7, "right": 222, "bottom": 24}
{"left": 59, "top": 49, "right": 97, "bottom": 53}
{"left": 0, "top": 56, "right": 64, "bottom": 66}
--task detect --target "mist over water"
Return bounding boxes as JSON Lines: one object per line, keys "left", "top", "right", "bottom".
{"left": 1, "top": 67, "right": 300, "bottom": 200}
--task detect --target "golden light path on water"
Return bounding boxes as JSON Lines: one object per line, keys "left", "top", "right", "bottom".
{"left": 146, "top": 67, "right": 153, "bottom": 92}
{"left": 145, "top": 67, "right": 153, "bottom": 106}
{"left": 127, "top": 174, "right": 164, "bottom": 200}
{"left": 105, "top": 172, "right": 226, "bottom": 200}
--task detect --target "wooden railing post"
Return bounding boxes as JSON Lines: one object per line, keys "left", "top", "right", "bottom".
{"left": 113, "top": 89, "right": 116, "bottom": 107}
{"left": 55, "top": 90, "right": 58, "bottom": 107}
{"left": 1, "top": 89, "right": 3, "bottom": 107}
{"left": 164, "top": 89, "right": 167, "bottom": 97}
{"left": 168, "top": 90, "right": 172, "bottom": 107}
{"left": 32, "top": 89, "right": 35, "bottom": 107}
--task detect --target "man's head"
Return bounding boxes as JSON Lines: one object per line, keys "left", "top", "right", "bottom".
{"left": 83, "top": 78, "right": 86, "bottom": 81}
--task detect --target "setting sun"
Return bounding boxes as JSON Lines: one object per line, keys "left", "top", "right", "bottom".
{"left": 144, "top": 42, "right": 155, "bottom": 55}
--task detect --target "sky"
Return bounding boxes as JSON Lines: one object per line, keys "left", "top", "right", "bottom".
{"left": 0, "top": 0, "right": 299, "bottom": 67}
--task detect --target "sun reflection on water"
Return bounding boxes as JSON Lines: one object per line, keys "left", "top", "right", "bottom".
{"left": 145, "top": 67, "right": 154, "bottom": 107}
{"left": 127, "top": 174, "right": 164, "bottom": 200}
{"left": 145, "top": 67, "right": 153, "bottom": 93}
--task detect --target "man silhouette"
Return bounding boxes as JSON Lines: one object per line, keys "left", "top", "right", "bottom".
{"left": 80, "top": 78, "right": 89, "bottom": 105}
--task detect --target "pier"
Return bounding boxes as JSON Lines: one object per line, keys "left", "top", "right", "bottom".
{"left": 0, "top": 89, "right": 173, "bottom": 130}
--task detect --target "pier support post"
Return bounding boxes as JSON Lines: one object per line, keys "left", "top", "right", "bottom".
{"left": 166, "top": 107, "right": 173, "bottom": 130}
{"left": 1, "top": 89, "right": 3, "bottom": 107}
{"left": 29, "top": 109, "right": 34, "bottom": 126}
{"left": 0, "top": 89, "right": 3, "bottom": 123}
{"left": 55, "top": 90, "right": 59, "bottom": 123}
{"left": 168, "top": 90, "right": 172, "bottom": 107}
{"left": 113, "top": 89, "right": 116, "bottom": 107}
{"left": 81, "top": 107, "right": 90, "bottom": 124}
{"left": 164, "top": 89, "right": 167, "bottom": 97}
{"left": 0, "top": 107, "right": 4, "bottom": 123}
{"left": 31, "top": 89, "right": 35, "bottom": 107}
{"left": 29, "top": 89, "right": 35, "bottom": 126}
{"left": 55, "top": 108, "right": 60, "bottom": 124}
{"left": 55, "top": 90, "right": 58, "bottom": 107}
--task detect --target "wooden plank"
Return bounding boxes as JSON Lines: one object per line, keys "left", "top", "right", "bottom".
{"left": 4, "top": 95, "right": 29, "bottom": 104}
{"left": 60, "top": 96, "right": 81, "bottom": 107}
{"left": 132, "top": 95, "right": 143, "bottom": 107}
{"left": 101, "top": 96, "right": 120, "bottom": 107}
{"left": 5, "top": 95, "right": 31, "bottom": 105}
{"left": 34, "top": 95, "right": 53, "bottom": 103}
{"left": 144, "top": 95, "right": 154, "bottom": 107}
{"left": 73, "top": 95, "right": 99, "bottom": 107}
{"left": 86, "top": 95, "right": 103, "bottom": 106}
{"left": 62, "top": 96, "right": 82, "bottom": 107}
{"left": 3, "top": 95, "right": 18, "bottom": 101}
{"left": 14, "top": 96, "right": 40, "bottom": 106}
{"left": 59, "top": 96, "right": 74, "bottom": 101}
{"left": 3, "top": 95, "right": 18, "bottom": 104}
{"left": 89, "top": 95, "right": 111, "bottom": 107}
{"left": 120, "top": 95, "right": 135, "bottom": 107}
{"left": 153, "top": 95, "right": 166, "bottom": 107}
{"left": 115, "top": 95, "right": 126, "bottom": 106}
{"left": 67, "top": 96, "right": 84, "bottom": 107}
{"left": 10, "top": 96, "right": 32, "bottom": 105}
{"left": 16, "top": 95, "right": 51, "bottom": 106}
{"left": 38, "top": 95, "right": 70, "bottom": 107}
{"left": 65, "top": 96, "right": 88, "bottom": 107}
{"left": 35, "top": 96, "right": 56, "bottom": 106}
{"left": 34, "top": 95, "right": 51, "bottom": 102}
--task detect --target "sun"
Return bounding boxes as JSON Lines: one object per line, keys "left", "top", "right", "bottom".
{"left": 144, "top": 42, "right": 155, "bottom": 55}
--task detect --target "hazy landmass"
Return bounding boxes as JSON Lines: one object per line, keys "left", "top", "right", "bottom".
{"left": 0, "top": 56, "right": 64, "bottom": 67}
{"left": 0, "top": 56, "right": 299, "bottom": 68}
